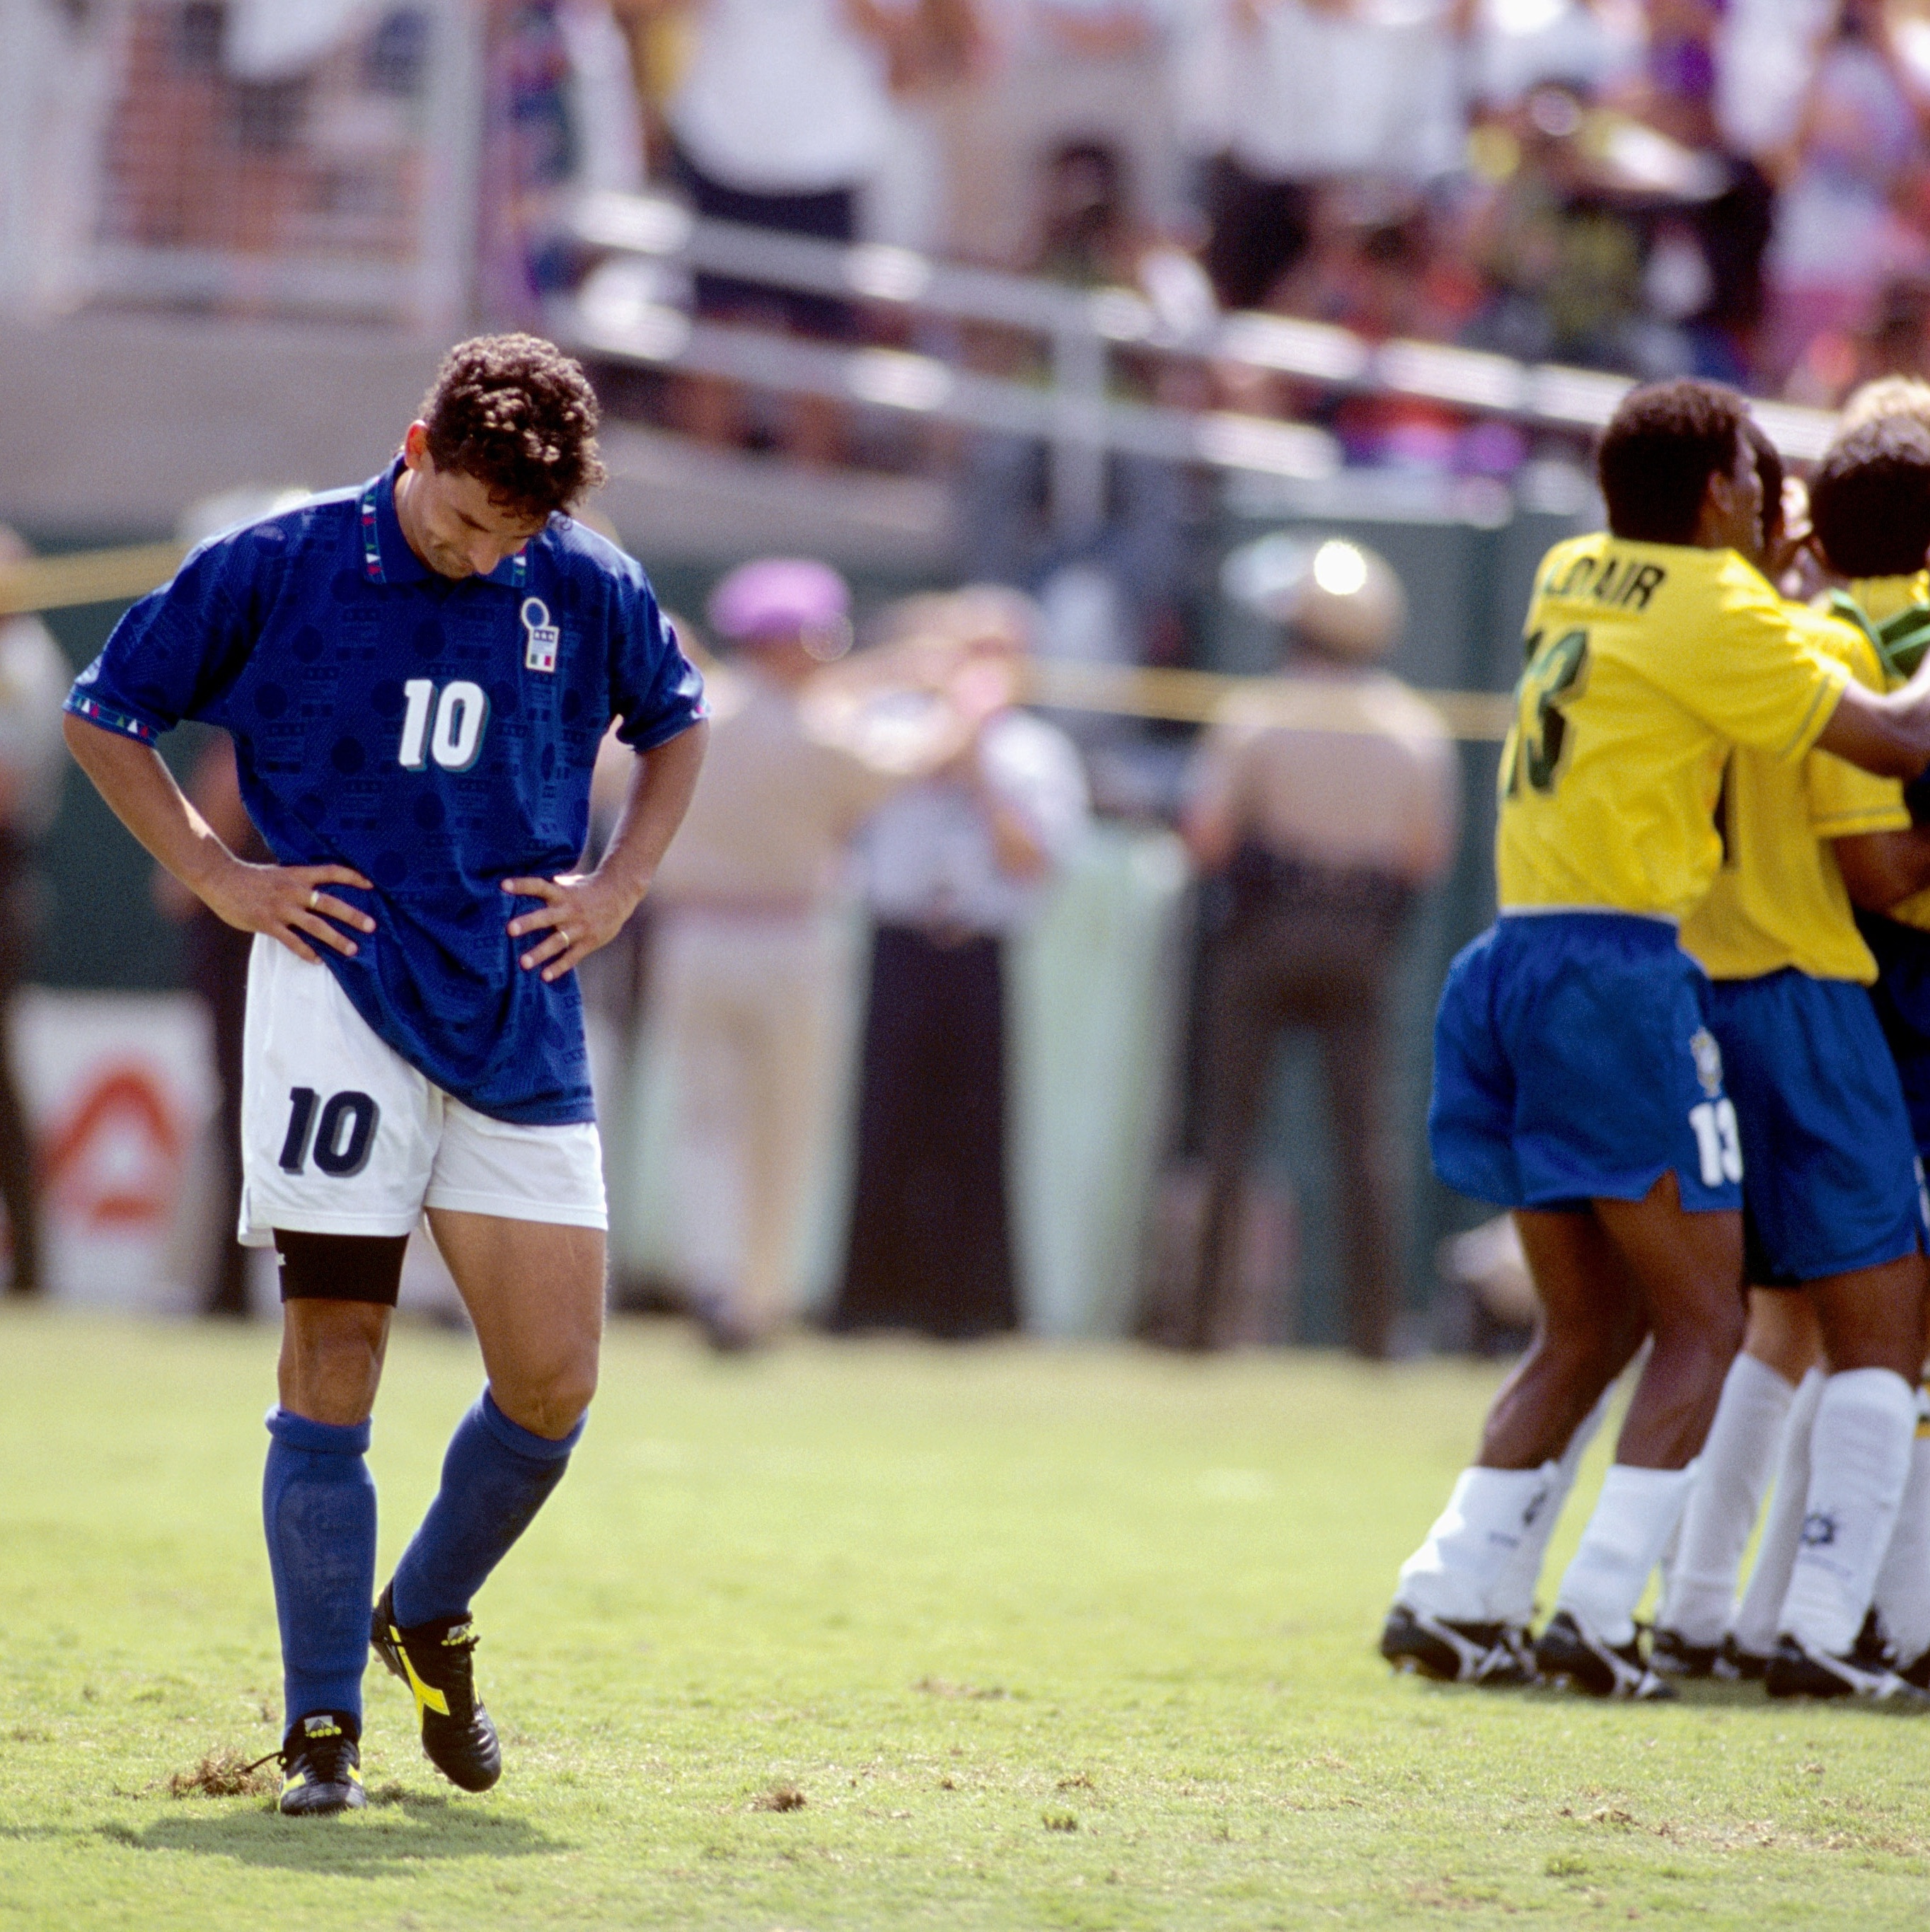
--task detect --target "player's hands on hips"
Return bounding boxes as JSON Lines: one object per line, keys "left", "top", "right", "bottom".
{"left": 502, "top": 872, "right": 634, "bottom": 982}
{"left": 201, "top": 857, "right": 376, "bottom": 963}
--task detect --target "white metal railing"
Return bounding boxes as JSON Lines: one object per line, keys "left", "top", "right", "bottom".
{"left": 0, "top": 0, "right": 480, "bottom": 330}
{"left": 566, "top": 187, "right": 1837, "bottom": 536}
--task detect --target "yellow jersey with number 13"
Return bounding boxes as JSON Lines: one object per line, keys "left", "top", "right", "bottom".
{"left": 1496, "top": 534, "right": 1853, "bottom": 920}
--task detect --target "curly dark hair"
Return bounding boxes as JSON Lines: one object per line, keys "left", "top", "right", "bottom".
{"left": 1743, "top": 417, "right": 1783, "bottom": 562}
{"left": 1810, "top": 415, "right": 1930, "bottom": 579}
{"left": 420, "top": 334, "right": 608, "bottom": 519}
{"left": 1597, "top": 378, "right": 1750, "bottom": 545}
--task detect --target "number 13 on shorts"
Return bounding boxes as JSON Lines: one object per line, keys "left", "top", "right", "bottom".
{"left": 1688, "top": 1098, "right": 1743, "bottom": 1188}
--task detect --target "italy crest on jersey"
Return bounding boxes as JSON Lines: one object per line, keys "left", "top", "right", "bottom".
{"left": 522, "top": 597, "right": 560, "bottom": 673}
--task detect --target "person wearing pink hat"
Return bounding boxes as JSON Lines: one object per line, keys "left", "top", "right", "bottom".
{"left": 645, "top": 559, "right": 996, "bottom": 1348}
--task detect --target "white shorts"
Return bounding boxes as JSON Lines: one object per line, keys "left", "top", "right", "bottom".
{"left": 238, "top": 937, "right": 607, "bottom": 1246}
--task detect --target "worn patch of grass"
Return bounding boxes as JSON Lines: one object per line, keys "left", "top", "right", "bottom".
{"left": 1, "top": 1306, "right": 1924, "bottom": 1929}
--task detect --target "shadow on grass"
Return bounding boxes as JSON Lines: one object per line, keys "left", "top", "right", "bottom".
{"left": 1417, "top": 1676, "right": 1930, "bottom": 1717}
{"left": 89, "top": 1788, "right": 570, "bottom": 1875}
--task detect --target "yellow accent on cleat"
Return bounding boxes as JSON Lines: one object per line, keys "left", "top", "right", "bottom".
{"left": 391, "top": 1622, "right": 451, "bottom": 1720}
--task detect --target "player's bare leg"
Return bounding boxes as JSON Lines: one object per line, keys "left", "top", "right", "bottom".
{"left": 371, "top": 1212, "right": 605, "bottom": 1792}
{"left": 1527, "top": 1175, "right": 1743, "bottom": 1694}
{"left": 279, "top": 1300, "right": 391, "bottom": 1426}
{"left": 427, "top": 1210, "right": 604, "bottom": 1440}
{"left": 1469, "top": 1212, "right": 1646, "bottom": 1638}
{"left": 1745, "top": 1290, "right": 1825, "bottom": 1381}
{"left": 1477, "top": 1208, "right": 1650, "bottom": 1469}
{"left": 1586, "top": 1174, "right": 1746, "bottom": 1467}
{"left": 1808, "top": 1253, "right": 1926, "bottom": 1379}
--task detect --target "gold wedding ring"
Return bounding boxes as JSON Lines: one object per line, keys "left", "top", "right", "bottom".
{"left": 308, "top": 888, "right": 320, "bottom": 912}
{"left": 557, "top": 927, "right": 570, "bottom": 949}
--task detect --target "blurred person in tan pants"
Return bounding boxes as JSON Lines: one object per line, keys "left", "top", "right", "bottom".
{"left": 648, "top": 561, "right": 1005, "bottom": 1348}
{"left": 1181, "top": 535, "right": 1459, "bottom": 1358}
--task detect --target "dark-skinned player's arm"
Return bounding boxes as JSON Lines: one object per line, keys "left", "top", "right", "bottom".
{"left": 1814, "top": 654, "right": 1930, "bottom": 778}
{"left": 62, "top": 711, "right": 376, "bottom": 964}
{"left": 503, "top": 715, "right": 709, "bottom": 983}
{"left": 1834, "top": 826, "right": 1930, "bottom": 914}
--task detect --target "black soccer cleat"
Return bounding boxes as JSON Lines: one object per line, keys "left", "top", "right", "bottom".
{"left": 1714, "top": 1631, "right": 1772, "bottom": 1680}
{"left": 276, "top": 1710, "right": 366, "bottom": 1816}
{"left": 1648, "top": 1626, "right": 1721, "bottom": 1679}
{"left": 1534, "top": 1610, "right": 1675, "bottom": 1700}
{"left": 1380, "top": 1604, "right": 1537, "bottom": 1685}
{"left": 371, "top": 1580, "right": 503, "bottom": 1791}
{"left": 1764, "top": 1633, "right": 1930, "bottom": 1704}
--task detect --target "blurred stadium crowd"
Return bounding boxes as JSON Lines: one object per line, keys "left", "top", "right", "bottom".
{"left": 23, "top": 0, "right": 1930, "bottom": 418}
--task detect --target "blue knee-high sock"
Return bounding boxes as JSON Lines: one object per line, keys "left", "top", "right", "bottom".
{"left": 262, "top": 1406, "right": 377, "bottom": 1734}
{"left": 389, "top": 1389, "right": 584, "bottom": 1628}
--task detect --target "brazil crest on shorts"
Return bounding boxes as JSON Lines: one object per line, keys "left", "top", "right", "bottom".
{"left": 66, "top": 461, "right": 707, "bottom": 1125}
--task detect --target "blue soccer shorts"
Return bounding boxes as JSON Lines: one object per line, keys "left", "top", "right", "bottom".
{"left": 1704, "top": 970, "right": 1926, "bottom": 1287}
{"left": 1430, "top": 910, "right": 1742, "bottom": 1213}
{"left": 1861, "top": 910, "right": 1930, "bottom": 1158}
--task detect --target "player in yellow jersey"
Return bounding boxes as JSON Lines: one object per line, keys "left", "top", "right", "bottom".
{"left": 1706, "top": 395, "right": 1930, "bottom": 1693}
{"left": 1641, "top": 420, "right": 1930, "bottom": 1699}
{"left": 1759, "top": 409, "right": 1930, "bottom": 1694}
{"left": 1382, "top": 378, "right": 1930, "bottom": 1699}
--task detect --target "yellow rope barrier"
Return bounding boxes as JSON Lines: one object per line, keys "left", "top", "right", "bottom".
{"left": 0, "top": 541, "right": 1519, "bottom": 743}
{"left": 0, "top": 543, "right": 186, "bottom": 618}
{"left": 1022, "top": 659, "right": 1515, "bottom": 742}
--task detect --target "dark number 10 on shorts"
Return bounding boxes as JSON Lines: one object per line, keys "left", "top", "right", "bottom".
{"left": 279, "top": 1087, "right": 381, "bottom": 1178}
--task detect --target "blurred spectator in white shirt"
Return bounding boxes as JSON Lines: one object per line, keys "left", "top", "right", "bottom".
{"left": 831, "top": 590, "right": 1090, "bottom": 1338}
{"left": 644, "top": 0, "right": 920, "bottom": 457}
{"left": 1765, "top": 0, "right": 1930, "bottom": 385}
{"left": 1469, "top": 0, "right": 1643, "bottom": 110}
{"left": 1185, "top": 0, "right": 1465, "bottom": 311}
{"left": 940, "top": 0, "right": 1188, "bottom": 265}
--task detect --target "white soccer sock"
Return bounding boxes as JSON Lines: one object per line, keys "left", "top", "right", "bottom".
{"left": 1780, "top": 1367, "right": 1918, "bottom": 1658}
{"left": 1395, "top": 1466, "right": 1551, "bottom": 1624}
{"left": 1655, "top": 1353, "right": 1798, "bottom": 1647}
{"left": 1872, "top": 1387, "right": 1930, "bottom": 1666}
{"left": 1730, "top": 1365, "right": 1825, "bottom": 1658}
{"left": 1553, "top": 1463, "right": 1697, "bottom": 1647}
{"left": 1489, "top": 1389, "right": 1613, "bottom": 1630}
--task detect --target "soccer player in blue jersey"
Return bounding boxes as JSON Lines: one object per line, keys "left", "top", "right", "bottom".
{"left": 62, "top": 335, "right": 709, "bottom": 1814}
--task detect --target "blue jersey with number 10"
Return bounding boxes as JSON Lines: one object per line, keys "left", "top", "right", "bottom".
{"left": 66, "top": 459, "right": 707, "bottom": 1126}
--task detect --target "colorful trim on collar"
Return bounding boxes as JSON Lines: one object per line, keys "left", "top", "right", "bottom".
{"left": 361, "top": 471, "right": 531, "bottom": 588}
{"left": 359, "top": 475, "right": 386, "bottom": 583}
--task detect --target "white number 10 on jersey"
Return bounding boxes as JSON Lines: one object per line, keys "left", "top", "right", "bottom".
{"left": 398, "top": 678, "right": 489, "bottom": 772}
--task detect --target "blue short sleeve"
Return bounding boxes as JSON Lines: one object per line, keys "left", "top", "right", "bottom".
{"left": 603, "top": 555, "right": 705, "bottom": 752}
{"left": 65, "top": 531, "right": 271, "bottom": 743}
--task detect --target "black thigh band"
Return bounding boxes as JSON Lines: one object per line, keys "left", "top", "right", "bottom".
{"left": 275, "top": 1230, "right": 411, "bottom": 1307}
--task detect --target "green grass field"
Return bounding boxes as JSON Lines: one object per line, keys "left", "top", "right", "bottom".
{"left": 2, "top": 1307, "right": 1926, "bottom": 1930}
